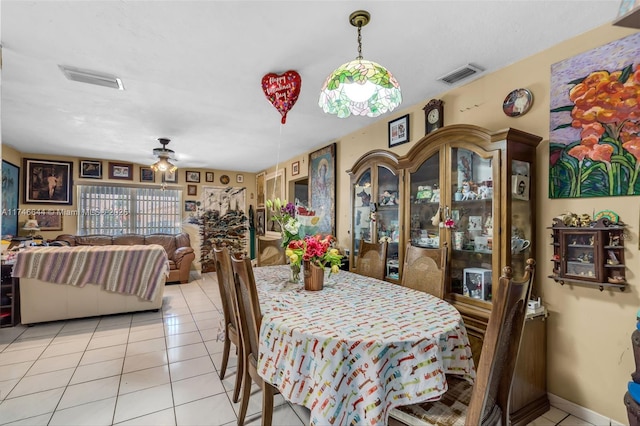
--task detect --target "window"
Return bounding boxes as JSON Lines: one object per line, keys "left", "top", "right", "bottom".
{"left": 77, "top": 184, "right": 182, "bottom": 235}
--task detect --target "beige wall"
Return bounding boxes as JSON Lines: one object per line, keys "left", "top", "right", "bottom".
{"left": 1, "top": 146, "right": 255, "bottom": 241}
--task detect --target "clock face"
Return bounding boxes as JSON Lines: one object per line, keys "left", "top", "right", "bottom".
{"left": 427, "top": 109, "right": 440, "bottom": 124}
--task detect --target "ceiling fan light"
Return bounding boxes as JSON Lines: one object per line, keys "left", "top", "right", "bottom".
{"left": 150, "top": 138, "right": 178, "bottom": 173}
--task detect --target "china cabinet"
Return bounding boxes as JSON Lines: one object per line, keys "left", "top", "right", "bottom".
{"left": 549, "top": 218, "right": 626, "bottom": 291}
{"left": 348, "top": 125, "right": 547, "bottom": 424}
{"left": 347, "top": 150, "right": 403, "bottom": 282}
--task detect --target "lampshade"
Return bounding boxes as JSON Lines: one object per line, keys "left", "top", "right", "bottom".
{"left": 23, "top": 219, "right": 40, "bottom": 231}
{"left": 150, "top": 138, "right": 177, "bottom": 173}
{"left": 319, "top": 10, "right": 401, "bottom": 118}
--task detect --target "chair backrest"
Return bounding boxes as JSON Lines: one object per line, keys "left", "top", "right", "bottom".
{"left": 466, "top": 258, "right": 536, "bottom": 425}
{"left": 230, "top": 255, "right": 263, "bottom": 363}
{"left": 212, "top": 246, "right": 240, "bottom": 333}
{"left": 257, "top": 236, "right": 286, "bottom": 266}
{"left": 401, "top": 243, "right": 447, "bottom": 299}
{"left": 355, "top": 240, "right": 388, "bottom": 280}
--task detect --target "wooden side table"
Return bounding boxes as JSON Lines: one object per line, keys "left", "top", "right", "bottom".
{"left": 1, "top": 262, "right": 20, "bottom": 327}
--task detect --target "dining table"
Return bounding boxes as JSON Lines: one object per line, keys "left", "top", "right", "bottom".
{"left": 254, "top": 265, "right": 476, "bottom": 426}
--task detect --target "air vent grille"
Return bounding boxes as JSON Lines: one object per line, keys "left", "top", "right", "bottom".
{"left": 438, "top": 64, "right": 484, "bottom": 85}
{"left": 59, "top": 65, "right": 124, "bottom": 90}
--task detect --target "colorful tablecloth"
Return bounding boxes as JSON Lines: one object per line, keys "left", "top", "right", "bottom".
{"left": 12, "top": 245, "right": 169, "bottom": 301}
{"left": 254, "top": 266, "right": 475, "bottom": 426}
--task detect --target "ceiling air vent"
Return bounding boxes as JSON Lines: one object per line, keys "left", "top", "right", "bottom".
{"left": 58, "top": 65, "right": 124, "bottom": 90}
{"left": 437, "top": 64, "right": 484, "bottom": 85}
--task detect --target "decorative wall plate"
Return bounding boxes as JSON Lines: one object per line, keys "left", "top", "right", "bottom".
{"left": 220, "top": 174, "right": 230, "bottom": 185}
{"left": 503, "top": 88, "right": 533, "bottom": 117}
{"left": 594, "top": 209, "right": 619, "bottom": 223}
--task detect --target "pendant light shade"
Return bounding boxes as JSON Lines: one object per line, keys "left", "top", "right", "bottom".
{"left": 319, "top": 10, "right": 402, "bottom": 118}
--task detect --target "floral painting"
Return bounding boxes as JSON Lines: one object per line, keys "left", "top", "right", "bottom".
{"left": 549, "top": 32, "right": 640, "bottom": 198}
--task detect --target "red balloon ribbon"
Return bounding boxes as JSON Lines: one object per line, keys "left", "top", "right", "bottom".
{"left": 261, "top": 70, "right": 302, "bottom": 124}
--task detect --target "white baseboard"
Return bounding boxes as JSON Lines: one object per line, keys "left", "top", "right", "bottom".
{"left": 548, "top": 393, "right": 625, "bottom": 426}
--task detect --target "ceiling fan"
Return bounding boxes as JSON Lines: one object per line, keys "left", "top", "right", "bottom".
{"left": 150, "top": 138, "right": 178, "bottom": 173}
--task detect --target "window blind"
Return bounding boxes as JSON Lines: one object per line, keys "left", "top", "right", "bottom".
{"left": 77, "top": 185, "right": 181, "bottom": 235}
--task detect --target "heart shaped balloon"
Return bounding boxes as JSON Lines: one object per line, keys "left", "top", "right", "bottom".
{"left": 261, "top": 70, "right": 302, "bottom": 124}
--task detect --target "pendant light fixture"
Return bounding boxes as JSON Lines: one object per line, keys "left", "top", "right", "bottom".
{"left": 318, "top": 10, "right": 402, "bottom": 118}
{"left": 150, "top": 138, "right": 177, "bottom": 173}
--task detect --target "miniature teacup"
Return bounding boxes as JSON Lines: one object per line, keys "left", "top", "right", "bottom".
{"left": 511, "top": 237, "right": 530, "bottom": 253}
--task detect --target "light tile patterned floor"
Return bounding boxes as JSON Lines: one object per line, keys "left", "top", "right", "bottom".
{"left": 0, "top": 272, "right": 593, "bottom": 425}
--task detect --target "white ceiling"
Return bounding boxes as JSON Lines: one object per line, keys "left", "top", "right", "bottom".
{"left": 1, "top": 1, "right": 621, "bottom": 173}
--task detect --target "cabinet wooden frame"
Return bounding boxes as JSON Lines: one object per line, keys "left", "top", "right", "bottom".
{"left": 348, "top": 124, "right": 547, "bottom": 425}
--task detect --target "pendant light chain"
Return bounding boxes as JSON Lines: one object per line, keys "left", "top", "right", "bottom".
{"left": 356, "top": 24, "right": 363, "bottom": 60}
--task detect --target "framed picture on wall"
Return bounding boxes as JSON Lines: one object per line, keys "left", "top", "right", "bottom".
{"left": 187, "top": 184, "right": 197, "bottom": 196}
{"left": 388, "top": 114, "right": 410, "bottom": 147}
{"left": 1, "top": 160, "right": 19, "bottom": 236}
{"left": 265, "top": 169, "right": 285, "bottom": 235}
{"left": 34, "top": 212, "right": 63, "bottom": 231}
{"left": 164, "top": 170, "right": 177, "bottom": 183}
{"left": 256, "top": 208, "right": 266, "bottom": 236}
{"left": 23, "top": 158, "right": 73, "bottom": 204}
{"left": 186, "top": 171, "right": 200, "bottom": 183}
{"left": 256, "top": 172, "right": 266, "bottom": 208}
{"left": 308, "top": 143, "right": 336, "bottom": 235}
{"left": 292, "top": 161, "right": 300, "bottom": 176}
{"left": 108, "top": 162, "right": 133, "bottom": 180}
{"left": 140, "top": 167, "right": 155, "bottom": 182}
{"left": 206, "top": 172, "right": 214, "bottom": 182}
{"left": 80, "top": 160, "right": 102, "bottom": 179}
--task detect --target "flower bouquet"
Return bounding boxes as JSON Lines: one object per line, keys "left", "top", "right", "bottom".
{"left": 265, "top": 198, "right": 301, "bottom": 248}
{"left": 285, "top": 235, "right": 343, "bottom": 289}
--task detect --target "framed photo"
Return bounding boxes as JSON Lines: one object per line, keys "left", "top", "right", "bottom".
{"left": 140, "top": 167, "right": 155, "bottom": 182}
{"left": 164, "top": 170, "right": 177, "bottom": 183}
{"left": 292, "top": 161, "right": 300, "bottom": 176}
{"left": 388, "top": 114, "right": 410, "bottom": 147}
{"left": 186, "top": 170, "right": 200, "bottom": 183}
{"left": 185, "top": 200, "right": 197, "bottom": 212}
{"left": 256, "top": 172, "right": 266, "bottom": 208}
{"left": 205, "top": 172, "right": 214, "bottom": 182}
{"left": 187, "top": 184, "right": 197, "bottom": 196}
{"left": 108, "top": 162, "right": 133, "bottom": 180}
{"left": 256, "top": 208, "right": 266, "bottom": 236}
{"left": 1, "top": 160, "right": 19, "bottom": 236}
{"left": 34, "top": 212, "right": 62, "bottom": 231}
{"left": 80, "top": 160, "right": 102, "bottom": 179}
{"left": 23, "top": 158, "right": 73, "bottom": 205}
{"left": 236, "top": 174, "right": 244, "bottom": 183}
{"left": 309, "top": 143, "right": 336, "bottom": 235}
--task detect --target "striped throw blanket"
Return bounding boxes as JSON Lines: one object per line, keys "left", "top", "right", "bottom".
{"left": 12, "top": 245, "right": 169, "bottom": 301}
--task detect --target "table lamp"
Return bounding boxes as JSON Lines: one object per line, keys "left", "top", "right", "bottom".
{"left": 23, "top": 216, "right": 40, "bottom": 238}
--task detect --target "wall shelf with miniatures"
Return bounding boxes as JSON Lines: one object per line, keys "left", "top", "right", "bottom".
{"left": 549, "top": 212, "right": 626, "bottom": 291}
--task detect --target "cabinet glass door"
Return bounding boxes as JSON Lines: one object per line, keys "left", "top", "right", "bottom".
{"left": 449, "top": 148, "right": 495, "bottom": 301}
{"left": 376, "top": 166, "right": 400, "bottom": 280}
{"left": 409, "top": 152, "right": 440, "bottom": 248}
{"left": 510, "top": 160, "right": 533, "bottom": 278}
{"left": 352, "top": 169, "right": 372, "bottom": 258}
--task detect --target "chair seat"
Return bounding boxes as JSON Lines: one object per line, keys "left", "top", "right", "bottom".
{"left": 390, "top": 375, "right": 502, "bottom": 426}
{"left": 390, "top": 375, "right": 472, "bottom": 426}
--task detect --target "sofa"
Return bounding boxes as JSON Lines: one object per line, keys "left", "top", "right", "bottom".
{"left": 15, "top": 244, "right": 169, "bottom": 324}
{"left": 55, "top": 233, "right": 195, "bottom": 283}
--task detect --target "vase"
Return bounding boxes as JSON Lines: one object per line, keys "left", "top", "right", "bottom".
{"left": 303, "top": 260, "right": 324, "bottom": 291}
{"left": 289, "top": 263, "right": 301, "bottom": 283}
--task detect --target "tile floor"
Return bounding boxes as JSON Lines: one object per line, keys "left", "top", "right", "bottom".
{"left": 0, "top": 272, "right": 595, "bottom": 425}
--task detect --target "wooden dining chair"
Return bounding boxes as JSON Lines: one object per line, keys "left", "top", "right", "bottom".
{"left": 231, "top": 255, "right": 278, "bottom": 426}
{"left": 401, "top": 243, "right": 448, "bottom": 299}
{"left": 257, "top": 236, "right": 286, "bottom": 266}
{"left": 354, "top": 240, "right": 388, "bottom": 280}
{"left": 212, "top": 246, "right": 243, "bottom": 403}
{"left": 389, "top": 259, "right": 536, "bottom": 426}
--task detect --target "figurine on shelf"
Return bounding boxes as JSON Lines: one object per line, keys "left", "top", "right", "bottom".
{"left": 477, "top": 183, "right": 490, "bottom": 199}
{"left": 610, "top": 233, "right": 621, "bottom": 246}
{"left": 430, "top": 184, "right": 440, "bottom": 203}
{"left": 461, "top": 180, "right": 477, "bottom": 200}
